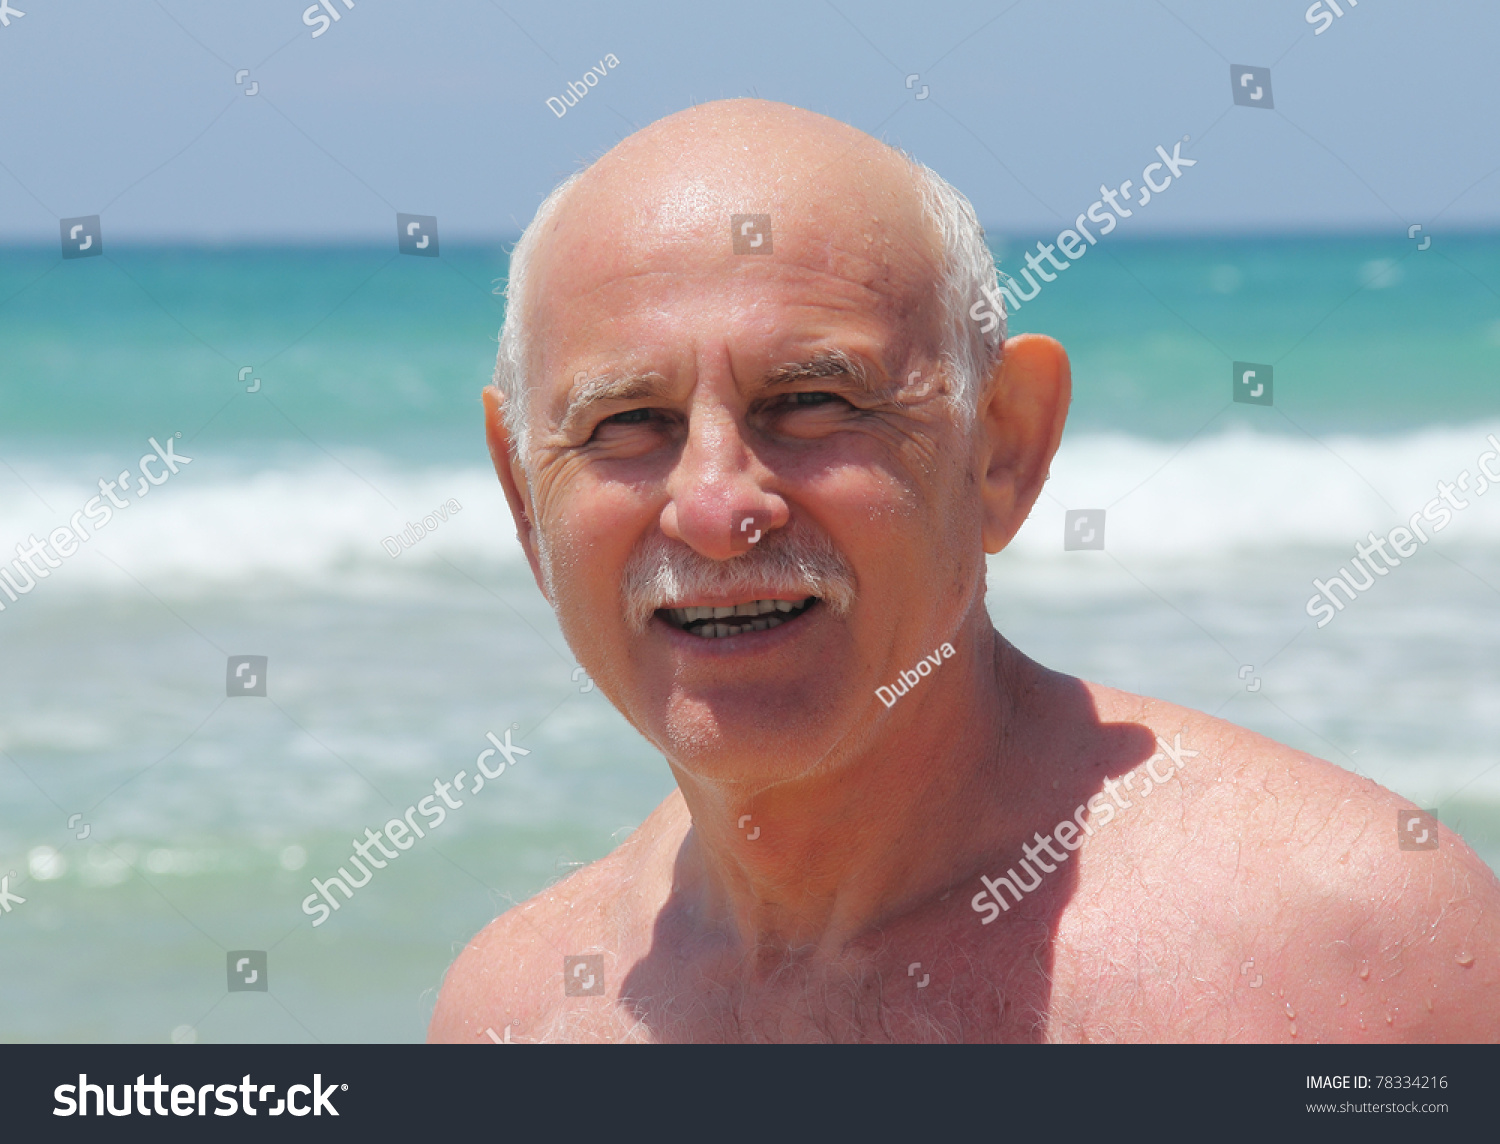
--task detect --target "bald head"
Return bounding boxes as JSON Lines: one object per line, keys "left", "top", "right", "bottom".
{"left": 531, "top": 101, "right": 938, "bottom": 312}
{"left": 493, "top": 99, "right": 1001, "bottom": 458}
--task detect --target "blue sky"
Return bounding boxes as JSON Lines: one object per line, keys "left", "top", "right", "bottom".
{"left": 1, "top": 0, "right": 1497, "bottom": 240}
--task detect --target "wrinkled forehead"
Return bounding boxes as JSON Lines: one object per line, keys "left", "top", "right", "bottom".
{"left": 522, "top": 114, "right": 945, "bottom": 364}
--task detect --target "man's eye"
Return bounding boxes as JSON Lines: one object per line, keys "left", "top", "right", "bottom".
{"left": 784, "top": 391, "right": 846, "bottom": 408}
{"left": 602, "top": 408, "right": 655, "bottom": 426}
{"left": 587, "top": 407, "right": 664, "bottom": 443}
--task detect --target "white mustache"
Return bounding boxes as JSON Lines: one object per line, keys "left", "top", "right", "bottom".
{"left": 620, "top": 529, "right": 857, "bottom": 634}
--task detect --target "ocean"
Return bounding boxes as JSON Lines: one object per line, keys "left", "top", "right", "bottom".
{"left": 1, "top": 233, "right": 1498, "bottom": 1042}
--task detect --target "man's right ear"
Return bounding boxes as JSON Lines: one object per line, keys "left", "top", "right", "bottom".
{"left": 481, "top": 384, "right": 548, "bottom": 600}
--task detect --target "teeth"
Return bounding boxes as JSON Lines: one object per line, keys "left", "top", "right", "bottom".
{"left": 691, "top": 614, "right": 788, "bottom": 638}
{"left": 660, "top": 597, "right": 815, "bottom": 636}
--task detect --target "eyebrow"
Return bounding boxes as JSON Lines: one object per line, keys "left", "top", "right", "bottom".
{"left": 763, "top": 349, "right": 874, "bottom": 392}
{"left": 558, "top": 374, "right": 666, "bottom": 430}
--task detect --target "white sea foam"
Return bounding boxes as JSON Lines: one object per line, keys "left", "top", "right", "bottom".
{"left": 1010, "top": 422, "right": 1500, "bottom": 561}
{"left": 0, "top": 425, "right": 1496, "bottom": 597}
{"left": 0, "top": 458, "right": 523, "bottom": 596}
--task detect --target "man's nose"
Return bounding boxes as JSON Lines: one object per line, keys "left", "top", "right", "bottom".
{"left": 658, "top": 408, "right": 788, "bottom": 561}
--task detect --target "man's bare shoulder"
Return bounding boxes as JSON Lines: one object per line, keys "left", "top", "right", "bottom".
{"left": 1074, "top": 682, "right": 1500, "bottom": 1040}
{"left": 427, "top": 792, "right": 687, "bottom": 1043}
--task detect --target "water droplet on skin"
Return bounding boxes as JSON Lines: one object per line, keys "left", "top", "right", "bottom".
{"left": 1338, "top": 994, "right": 1347, "bottom": 1007}
{"left": 1456, "top": 952, "right": 1475, "bottom": 967}
{"left": 1285, "top": 1002, "right": 1296, "bottom": 1020}
{"left": 1358, "top": 963, "right": 1371, "bottom": 980}
{"left": 1289, "top": 1022, "right": 1297, "bottom": 1037}
{"left": 1386, "top": 1012, "right": 1394, "bottom": 1025}
{"left": 1426, "top": 997, "right": 1434, "bottom": 1012}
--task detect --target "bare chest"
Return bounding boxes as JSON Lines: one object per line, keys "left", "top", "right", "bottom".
{"left": 528, "top": 905, "right": 1248, "bottom": 1043}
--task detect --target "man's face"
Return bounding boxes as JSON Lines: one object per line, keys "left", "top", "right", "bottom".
{"left": 512, "top": 135, "right": 990, "bottom": 784}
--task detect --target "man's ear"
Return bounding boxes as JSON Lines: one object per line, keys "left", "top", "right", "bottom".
{"left": 482, "top": 384, "right": 549, "bottom": 600}
{"left": 976, "top": 333, "right": 1072, "bottom": 554}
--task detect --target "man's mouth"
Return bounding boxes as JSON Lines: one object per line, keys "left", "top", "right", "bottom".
{"left": 657, "top": 596, "right": 818, "bottom": 639}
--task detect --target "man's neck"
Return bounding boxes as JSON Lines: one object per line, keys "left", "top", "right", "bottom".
{"left": 669, "top": 617, "right": 1044, "bottom": 961}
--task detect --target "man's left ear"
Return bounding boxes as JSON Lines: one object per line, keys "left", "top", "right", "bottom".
{"left": 975, "top": 333, "right": 1072, "bottom": 554}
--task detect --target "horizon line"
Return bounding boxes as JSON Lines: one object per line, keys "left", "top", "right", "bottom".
{"left": 2, "top": 224, "right": 1500, "bottom": 248}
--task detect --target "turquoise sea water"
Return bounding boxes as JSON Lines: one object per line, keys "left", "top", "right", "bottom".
{"left": 1, "top": 235, "right": 1498, "bottom": 1042}
{"left": 4, "top": 234, "right": 1499, "bottom": 449}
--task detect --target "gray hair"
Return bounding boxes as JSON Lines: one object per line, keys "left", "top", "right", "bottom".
{"left": 905, "top": 156, "right": 1006, "bottom": 417}
{"left": 492, "top": 158, "right": 1004, "bottom": 464}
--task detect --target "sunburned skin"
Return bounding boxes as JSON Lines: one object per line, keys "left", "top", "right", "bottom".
{"left": 433, "top": 661, "right": 1500, "bottom": 1043}
{"left": 427, "top": 99, "right": 1500, "bottom": 1043}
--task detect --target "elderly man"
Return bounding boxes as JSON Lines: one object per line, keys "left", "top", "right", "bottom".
{"left": 429, "top": 100, "right": 1499, "bottom": 1043}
